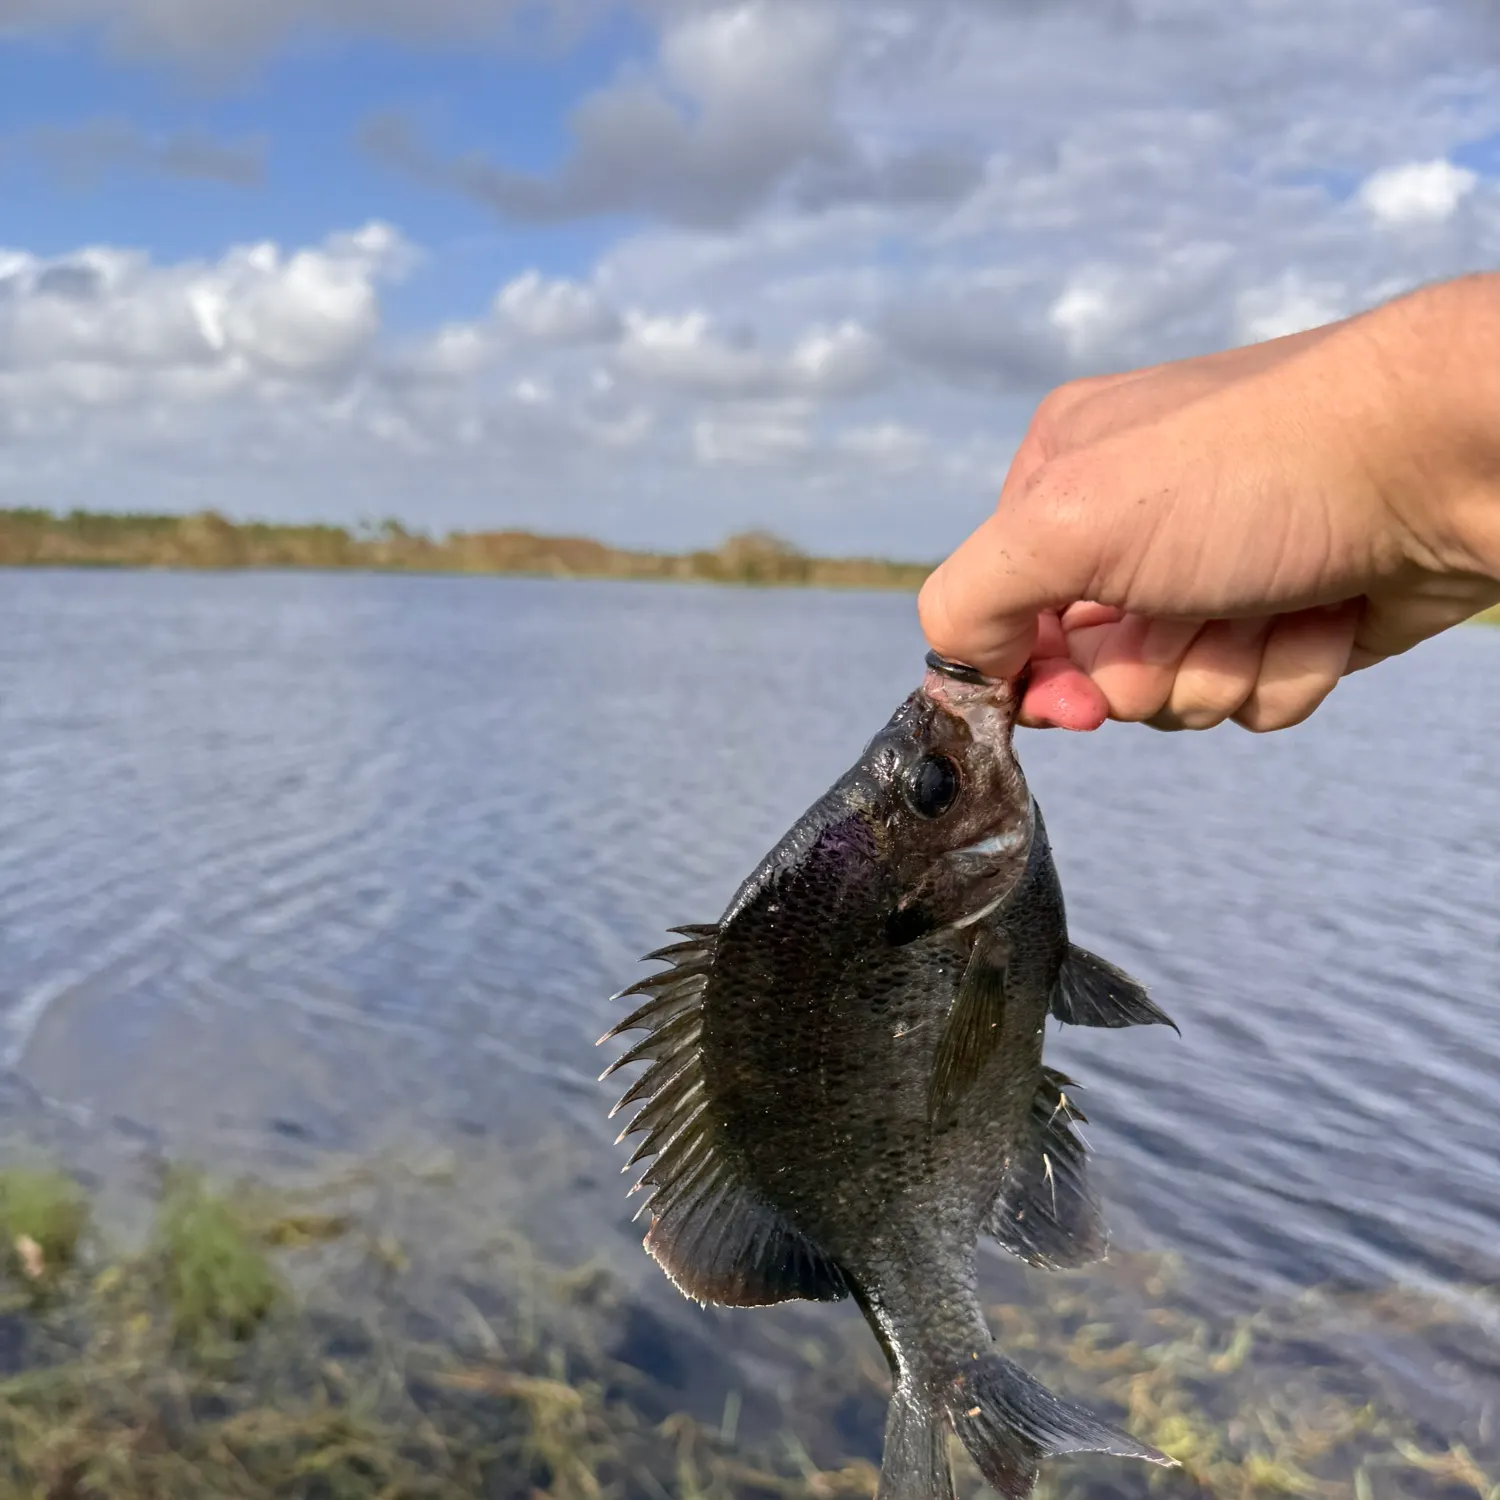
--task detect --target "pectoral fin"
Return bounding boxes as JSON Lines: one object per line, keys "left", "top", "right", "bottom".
{"left": 1050, "top": 945, "right": 1177, "bottom": 1031}
{"left": 928, "top": 930, "right": 1009, "bottom": 1127}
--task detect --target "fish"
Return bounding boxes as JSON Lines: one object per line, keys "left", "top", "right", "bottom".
{"left": 600, "top": 650, "right": 1179, "bottom": 1500}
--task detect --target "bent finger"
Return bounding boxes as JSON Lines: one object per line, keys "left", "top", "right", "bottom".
{"left": 1231, "top": 603, "right": 1358, "bottom": 732}
{"left": 1145, "top": 617, "right": 1272, "bottom": 731}
{"left": 1081, "top": 615, "right": 1206, "bottom": 722}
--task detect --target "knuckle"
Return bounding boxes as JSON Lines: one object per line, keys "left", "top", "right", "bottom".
{"left": 1236, "top": 678, "right": 1329, "bottom": 733}
{"left": 1231, "top": 700, "right": 1277, "bottom": 733}
{"left": 1029, "top": 380, "right": 1100, "bottom": 446}
{"left": 1030, "top": 384, "right": 1075, "bottom": 429}
{"left": 1168, "top": 670, "right": 1252, "bottom": 730}
{"left": 1103, "top": 672, "right": 1174, "bottom": 724}
{"left": 1010, "top": 453, "right": 1095, "bottom": 535}
{"left": 1174, "top": 704, "right": 1232, "bottom": 731}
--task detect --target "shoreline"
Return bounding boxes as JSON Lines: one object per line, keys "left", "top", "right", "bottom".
{"left": 0, "top": 508, "right": 934, "bottom": 591}
{"left": 6, "top": 510, "right": 1499, "bottom": 626}
{"left": 0, "top": 562, "right": 927, "bottom": 595}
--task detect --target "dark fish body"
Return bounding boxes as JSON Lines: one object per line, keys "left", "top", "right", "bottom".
{"left": 602, "top": 656, "right": 1178, "bottom": 1500}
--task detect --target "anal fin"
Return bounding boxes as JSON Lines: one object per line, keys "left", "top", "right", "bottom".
{"left": 985, "top": 1068, "right": 1105, "bottom": 1270}
{"left": 1050, "top": 945, "right": 1176, "bottom": 1031}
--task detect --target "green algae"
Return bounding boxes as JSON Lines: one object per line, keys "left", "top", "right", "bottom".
{"left": 153, "top": 1171, "right": 283, "bottom": 1350}
{"left": 0, "top": 1168, "right": 90, "bottom": 1299}
{"left": 0, "top": 1156, "right": 1487, "bottom": 1500}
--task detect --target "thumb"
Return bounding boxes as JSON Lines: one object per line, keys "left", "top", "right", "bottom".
{"left": 919, "top": 481, "right": 1103, "bottom": 679}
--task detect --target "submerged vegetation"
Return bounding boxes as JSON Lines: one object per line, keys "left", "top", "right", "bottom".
{"left": 0, "top": 509, "right": 932, "bottom": 590}
{"left": 0, "top": 1154, "right": 1489, "bottom": 1499}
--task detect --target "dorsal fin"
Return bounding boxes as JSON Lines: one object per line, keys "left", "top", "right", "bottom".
{"left": 602, "top": 924, "right": 848, "bottom": 1309}
{"left": 928, "top": 929, "right": 1009, "bottom": 1126}
{"left": 1051, "top": 945, "right": 1177, "bottom": 1031}
{"left": 984, "top": 1067, "right": 1106, "bottom": 1270}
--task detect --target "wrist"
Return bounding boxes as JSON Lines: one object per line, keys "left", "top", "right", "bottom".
{"left": 1364, "top": 273, "right": 1500, "bottom": 581}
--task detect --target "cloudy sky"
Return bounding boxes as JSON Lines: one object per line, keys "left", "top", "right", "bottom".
{"left": 0, "top": 0, "right": 1497, "bottom": 556}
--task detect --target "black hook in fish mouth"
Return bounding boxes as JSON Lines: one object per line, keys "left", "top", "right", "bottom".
{"left": 925, "top": 650, "right": 1032, "bottom": 698}
{"left": 924, "top": 650, "right": 993, "bottom": 686}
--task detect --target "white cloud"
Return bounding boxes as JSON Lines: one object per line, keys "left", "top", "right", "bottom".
{"left": 1236, "top": 273, "right": 1348, "bottom": 345}
{"left": 356, "top": 2, "right": 849, "bottom": 228}
{"left": 512, "top": 376, "right": 552, "bottom": 404}
{"left": 693, "top": 406, "right": 812, "bottom": 467}
{"left": 0, "top": 222, "right": 414, "bottom": 383}
{"left": 657, "top": 2, "right": 838, "bottom": 118}
{"left": 617, "top": 309, "right": 775, "bottom": 395}
{"left": 615, "top": 308, "right": 885, "bottom": 399}
{"left": 1359, "top": 159, "right": 1479, "bottom": 227}
{"left": 200, "top": 244, "right": 384, "bottom": 375}
{"left": 0, "top": 0, "right": 569, "bottom": 67}
{"left": 788, "top": 321, "right": 884, "bottom": 395}
{"left": 835, "top": 420, "right": 927, "bottom": 470}
{"left": 390, "top": 321, "right": 493, "bottom": 382}
{"left": 494, "top": 270, "right": 620, "bottom": 343}
{"left": 5, "top": 0, "right": 1500, "bottom": 559}
{"left": 1048, "top": 275, "right": 1127, "bottom": 361}
{"left": 359, "top": 2, "right": 983, "bottom": 229}
{"left": 580, "top": 404, "right": 654, "bottom": 449}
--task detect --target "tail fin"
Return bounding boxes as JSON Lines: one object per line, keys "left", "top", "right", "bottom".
{"left": 876, "top": 1386, "right": 954, "bottom": 1500}
{"left": 944, "top": 1352, "right": 1174, "bottom": 1500}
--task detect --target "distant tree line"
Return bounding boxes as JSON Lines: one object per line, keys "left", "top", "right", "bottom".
{"left": 6, "top": 510, "right": 1498, "bottom": 626}
{"left": 0, "top": 509, "right": 934, "bottom": 591}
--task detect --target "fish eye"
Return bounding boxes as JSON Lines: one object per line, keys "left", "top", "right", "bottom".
{"left": 903, "top": 753, "right": 960, "bottom": 819}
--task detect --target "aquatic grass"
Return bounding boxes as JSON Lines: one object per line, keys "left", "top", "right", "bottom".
{"left": 154, "top": 1171, "right": 282, "bottom": 1350}
{"left": 0, "top": 1153, "right": 1487, "bottom": 1498}
{"left": 0, "top": 1167, "right": 89, "bottom": 1297}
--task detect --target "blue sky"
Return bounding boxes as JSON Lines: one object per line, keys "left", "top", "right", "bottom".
{"left": 0, "top": 20, "right": 642, "bottom": 316}
{"left": 0, "top": 1, "right": 1497, "bottom": 556}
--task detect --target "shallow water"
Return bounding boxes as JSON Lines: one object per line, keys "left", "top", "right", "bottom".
{"left": 1, "top": 569, "right": 1497, "bottom": 1427}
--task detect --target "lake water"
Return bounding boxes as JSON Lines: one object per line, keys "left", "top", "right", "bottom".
{"left": 1, "top": 568, "right": 1498, "bottom": 1459}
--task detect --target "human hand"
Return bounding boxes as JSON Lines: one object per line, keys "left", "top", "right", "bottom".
{"left": 919, "top": 275, "right": 1500, "bottom": 732}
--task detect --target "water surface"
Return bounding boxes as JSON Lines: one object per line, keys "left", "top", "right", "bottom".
{"left": 1, "top": 568, "right": 1497, "bottom": 1428}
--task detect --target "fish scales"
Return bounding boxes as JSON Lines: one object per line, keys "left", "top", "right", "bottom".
{"left": 602, "top": 652, "right": 1179, "bottom": 1500}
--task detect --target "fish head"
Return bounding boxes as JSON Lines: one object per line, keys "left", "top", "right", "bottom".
{"left": 864, "top": 652, "right": 1034, "bottom": 946}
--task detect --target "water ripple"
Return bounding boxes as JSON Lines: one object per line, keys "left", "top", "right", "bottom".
{"left": 0, "top": 568, "right": 1496, "bottom": 1330}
